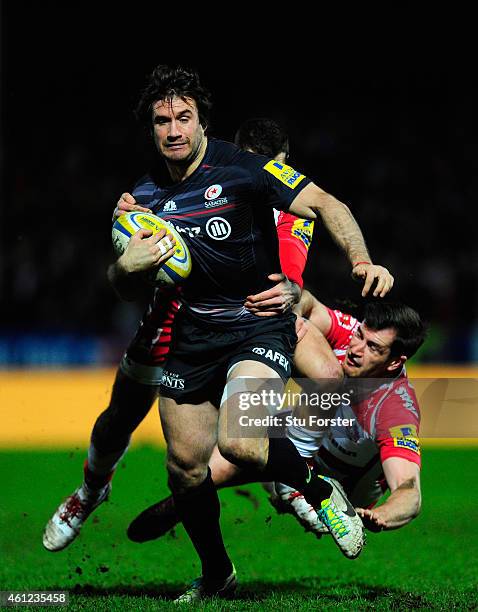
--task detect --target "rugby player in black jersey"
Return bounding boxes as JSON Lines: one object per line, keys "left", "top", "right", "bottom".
{"left": 44, "top": 66, "right": 393, "bottom": 603}
{"left": 121, "top": 65, "right": 392, "bottom": 602}
{"left": 42, "top": 119, "right": 326, "bottom": 562}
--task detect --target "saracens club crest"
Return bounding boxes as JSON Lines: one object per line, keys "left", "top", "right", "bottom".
{"left": 205, "top": 184, "right": 222, "bottom": 200}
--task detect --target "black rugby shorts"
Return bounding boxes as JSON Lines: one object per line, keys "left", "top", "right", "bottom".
{"left": 159, "top": 310, "right": 297, "bottom": 407}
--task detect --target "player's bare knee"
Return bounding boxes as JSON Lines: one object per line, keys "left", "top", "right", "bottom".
{"left": 166, "top": 453, "right": 207, "bottom": 489}
{"left": 218, "top": 437, "right": 255, "bottom": 467}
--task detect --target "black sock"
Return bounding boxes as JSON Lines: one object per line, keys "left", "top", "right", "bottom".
{"left": 262, "top": 438, "right": 332, "bottom": 506}
{"left": 173, "top": 469, "right": 233, "bottom": 582}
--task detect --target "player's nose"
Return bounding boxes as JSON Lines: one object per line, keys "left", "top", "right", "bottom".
{"left": 167, "top": 119, "right": 181, "bottom": 139}
{"left": 350, "top": 338, "right": 366, "bottom": 354}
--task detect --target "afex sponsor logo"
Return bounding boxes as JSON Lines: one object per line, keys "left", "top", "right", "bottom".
{"left": 252, "top": 347, "right": 289, "bottom": 370}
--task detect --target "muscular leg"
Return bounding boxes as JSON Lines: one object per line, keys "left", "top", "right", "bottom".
{"left": 126, "top": 445, "right": 248, "bottom": 544}
{"left": 160, "top": 397, "right": 233, "bottom": 581}
{"left": 289, "top": 323, "right": 343, "bottom": 456}
{"left": 209, "top": 445, "right": 244, "bottom": 487}
{"left": 218, "top": 361, "right": 279, "bottom": 468}
{"left": 128, "top": 331, "right": 343, "bottom": 542}
{"left": 217, "top": 360, "right": 332, "bottom": 506}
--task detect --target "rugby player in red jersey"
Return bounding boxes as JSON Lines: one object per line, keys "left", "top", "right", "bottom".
{"left": 271, "top": 292, "right": 424, "bottom": 534}
{"left": 129, "top": 293, "right": 424, "bottom": 541}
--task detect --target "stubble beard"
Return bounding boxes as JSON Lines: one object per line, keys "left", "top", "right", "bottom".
{"left": 161, "top": 133, "right": 205, "bottom": 170}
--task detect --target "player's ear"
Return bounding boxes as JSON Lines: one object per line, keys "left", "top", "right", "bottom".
{"left": 387, "top": 355, "right": 407, "bottom": 373}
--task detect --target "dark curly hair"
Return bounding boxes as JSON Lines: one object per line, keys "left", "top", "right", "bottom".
{"left": 135, "top": 64, "right": 212, "bottom": 129}
{"left": 363, "top": 302, "right": 427, "bottom": 358}
{"left": 234, "top": 118, "right": 289, "bottom": 159}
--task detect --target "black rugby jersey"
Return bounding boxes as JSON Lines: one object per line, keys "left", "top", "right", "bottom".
{"left": 132, "top": 138, "right": 311, "bottom": 325}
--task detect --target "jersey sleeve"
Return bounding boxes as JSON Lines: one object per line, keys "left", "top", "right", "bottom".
{"left": 250, "top": 157, "right": 312, "bottom": 211}
{"left": 276, "top": 211, "right": 314, "bottom": 288}
{"left": 325, "top": 308, "right": 360, "bottom": 349}
{"left": 375, "top": 384, "right": 422, "bottom": 467}
{"left": 131, "top": 175, "right": 157, "bottom": 209}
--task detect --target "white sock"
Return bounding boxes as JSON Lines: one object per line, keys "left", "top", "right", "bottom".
{"left": 286, "top": 424, "right": 324, "bottom": 458}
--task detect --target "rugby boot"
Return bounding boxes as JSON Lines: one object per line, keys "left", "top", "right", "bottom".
{"left": 42, "top": 482, "right": 111, "bottom": 551}
{"left": 317, "top": 476, "right": 365, "bottom": 559}
{"left": 174, "top": 567, "right": 237, "bottom": 604}
{"left": 127, "top": 495, "right": 180, "bottom": 542}
{"left": 273, "top": 482, "right": 329, "bottom": 536}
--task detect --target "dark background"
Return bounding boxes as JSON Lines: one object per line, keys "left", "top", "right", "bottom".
{"left": 1, "top": 7, "right": 476, "bottom": 364}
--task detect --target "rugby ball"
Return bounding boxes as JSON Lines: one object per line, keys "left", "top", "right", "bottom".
{"left": 112, "top": 211, "right": 191, "bottom": 286}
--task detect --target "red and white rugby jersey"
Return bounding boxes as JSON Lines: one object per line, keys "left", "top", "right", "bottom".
{"left": 325, "top": 307, "right": 361, "bottom": 364}
{"left": 126, "top": 287, "right": 181, "bottom": 366}
{"left": 314, "top": 308, "right": 421, "bottom": 496}
{"left": 274, "top": 209, "right": 314, "bottom": 289}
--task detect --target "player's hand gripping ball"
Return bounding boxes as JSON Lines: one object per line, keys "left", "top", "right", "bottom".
{"left": 112, "top": 211, "right": 191, "bottom": 286}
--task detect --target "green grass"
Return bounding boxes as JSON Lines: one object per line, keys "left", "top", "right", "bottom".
{"left": 1, "top": 447, "right": 477, "bottom": 610}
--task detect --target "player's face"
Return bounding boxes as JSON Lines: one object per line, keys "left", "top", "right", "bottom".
{"left": 151, "top": 96, "right": 205, "bottom": 164}
{"left": 343, "top": 324, "right": 401, "bottom": 378}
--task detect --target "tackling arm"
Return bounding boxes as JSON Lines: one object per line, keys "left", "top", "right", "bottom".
{"left": 243, "top": 211, "right": 312, "bottom": 316}
{"left": 356, "top": 457, "right": 421, "bottom": 531}
{"left": 294, "top": 290, "right": 332, "bottom": 336}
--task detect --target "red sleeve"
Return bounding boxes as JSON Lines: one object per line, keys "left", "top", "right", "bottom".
{"left": 378, "top": 437, "right": 421, "bottom": 467}
{"left": 276, "top": 211, "right": 314, "bottom": 289}
{"left": 325, "top": 307, "right": 360, "bottom": 350}
{"left": 375, "top": 382, "right": 422, "bottom": 468}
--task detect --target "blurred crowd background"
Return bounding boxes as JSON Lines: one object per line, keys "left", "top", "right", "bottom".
{"left": 1, "top": 8, "right": 476, "bottom": 366}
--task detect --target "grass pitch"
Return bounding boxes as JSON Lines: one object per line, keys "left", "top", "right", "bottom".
{"left": 1, "top": 446, "right": 477, "bottom": 610}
